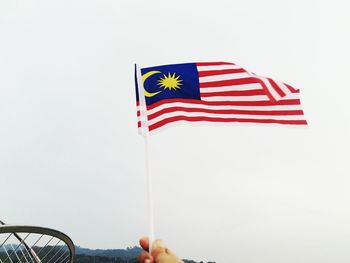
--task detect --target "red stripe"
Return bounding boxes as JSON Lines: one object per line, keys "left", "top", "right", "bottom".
{"left": 149, "top": 116, "right": 307, "bottom": 131}
{"left": 198, "top": 68, "right": 246, "bottom": 77}
{"left": 285, "top": 83, "right": 299, "bottom": 93}
{"left": 136, "top": 101, "right": 140, "bottom": 106}
{"left": 200, "top": 77, "right": 260, "bottom": 88}
{"left": 148, "top": 107, "right": 304, "bottom": 120}
{"left": 200, "top": 89, "right": 265, "bottom": 97}
{"left": 137, "top": 110, "right": 140, "bottom": 117}
{"left": 196, "top": 62, "right": 235, "bottom": 66}
{"left": 146, "top": 98, "right": 302, "bottom": 110}
{"left": 268, "top": 78, "right": 285, "bottom": 97}
{"left": 137, "top": 121, "right": 141, "bottom": 128}
{"left": 253, "top": 77, "right": 276, "bottom": 102}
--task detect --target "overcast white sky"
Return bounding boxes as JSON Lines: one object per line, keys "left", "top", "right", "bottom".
{"left": 1, "top": 1, "right": 350, "bottom": 262}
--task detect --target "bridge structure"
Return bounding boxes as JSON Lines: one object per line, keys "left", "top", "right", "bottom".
{"left": 0, "top": 220, "right": 75, "bottom": 263}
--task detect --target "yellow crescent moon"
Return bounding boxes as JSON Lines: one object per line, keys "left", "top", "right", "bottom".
{"left": 142, "top": 70, "right": 162, "bottom": 97}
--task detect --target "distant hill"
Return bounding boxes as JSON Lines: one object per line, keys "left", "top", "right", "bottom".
{"left": 75, "top": 246, "right": 215, "bottom": 263}
{"left": 1, "top": 245, "right": 214, "bottom": 263}
{"left": 75, "top": 246, "right": 141, "bottom": 262}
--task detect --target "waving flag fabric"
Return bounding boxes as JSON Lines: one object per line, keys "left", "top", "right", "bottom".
{"left": 135, "top": 62, "right": 307, "bottom": 135}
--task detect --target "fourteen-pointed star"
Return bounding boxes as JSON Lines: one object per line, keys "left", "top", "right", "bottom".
{"left": 157, "top": 72, "right": 183, "bottom": 90}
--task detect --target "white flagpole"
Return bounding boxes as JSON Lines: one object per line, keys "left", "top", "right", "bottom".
{"left": 144, "top": 135, "right": 155, "bottom": 252}
{"left": 136, "top": 64, "right": 155, "bottom": 253}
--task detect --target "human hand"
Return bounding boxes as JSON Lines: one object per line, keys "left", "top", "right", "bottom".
{"left": 138, "top": 237, "right": 184, "bottom": 263}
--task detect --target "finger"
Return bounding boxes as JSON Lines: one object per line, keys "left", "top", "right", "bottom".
{"left": 139, "top": 237, "right": 149, "bottom": 251}
{"left": 138, "top": 251, "right": 153, "bottom": 263}
{"left": 151, "top": 244, "right": 168, "bottom": 261}
{"left": 165, "top": 248, "right": 178, "bottom": 257}
{"left": 156, "top": 253, "right": 183, "bottom": 263}
{"left": 151, "top": 239, "right": 165, "bottom": 251}
{"left": 151, "top": 240, "right": 183, "bottom": 263}
{"left": 151, "top": 239, "right": 166, "bottom": 259}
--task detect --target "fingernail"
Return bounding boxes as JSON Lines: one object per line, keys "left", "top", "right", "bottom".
{"left": 140, "top": 236, "right": 148, "bottom": 243}
{"left": 145, "top": 259, "right": 151, "bottom": 263}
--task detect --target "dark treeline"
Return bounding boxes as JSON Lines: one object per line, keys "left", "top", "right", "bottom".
{"left": 1, "top": 246, "right": 215, "bottom": 263}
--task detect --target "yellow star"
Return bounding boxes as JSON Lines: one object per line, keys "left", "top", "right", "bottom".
{"left": 157, "top": 72, "right": 183, "bottom": 90}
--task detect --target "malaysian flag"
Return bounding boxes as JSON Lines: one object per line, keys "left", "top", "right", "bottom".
{"left": 135, "top": 62, "right": 307, "bottom": 135}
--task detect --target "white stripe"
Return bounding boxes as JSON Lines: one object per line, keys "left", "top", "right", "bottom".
{"left": 197, "top": 64, "right": 243, "bottom": 71}
{"left": 276, "top": 81, "right": 292, "bottom": 96}
{"left": 147, "top": 111, "right": 305, "bottom": 126}
{"left": 137, "top": 93, "right": 301, "bottom": 113}
{"left": 202, "top": 95, "right": 269, "bottom": 102}
{"left": 199, "top": 73, "right": 250, "bottom": 82}
{"left": 255, "top": 76, "right": 282, "bottom": 101}
{"left": 199, "top": 83, "right": 262, "bottom": 93}
{"left": 139, "top": 103, "right": 303, "bottom": 116}
{"left": 280, "top": 92, "right": 300, "bottom": 100}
